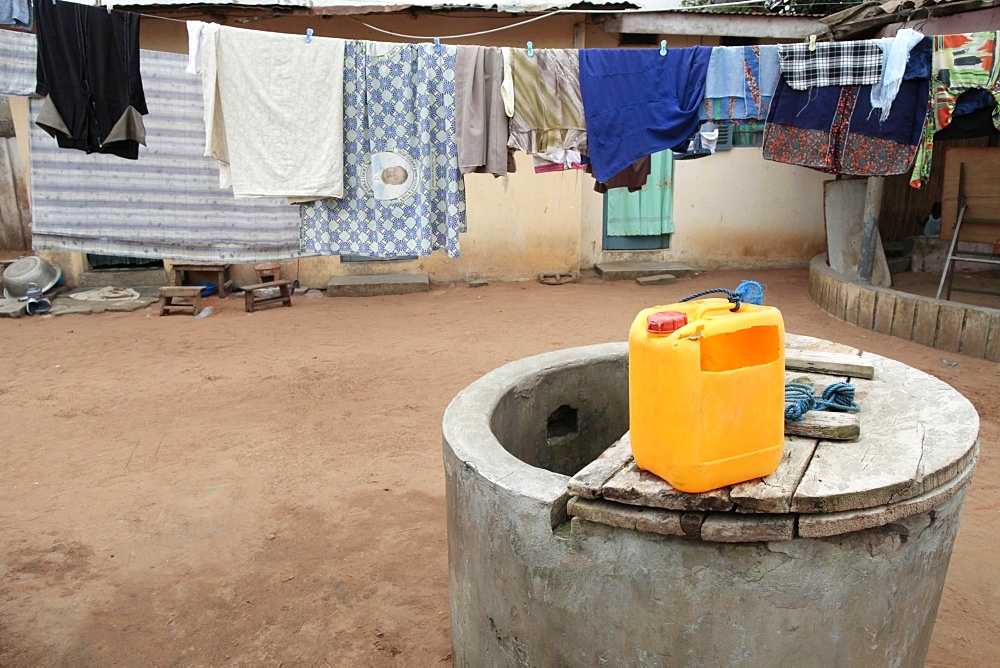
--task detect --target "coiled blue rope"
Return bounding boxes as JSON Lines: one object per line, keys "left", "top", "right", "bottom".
{"left": 784, "top": 381, "right": 861, "bottom": 422}
{"left": 734, "top": 280, "right": 765, "bottom": 305}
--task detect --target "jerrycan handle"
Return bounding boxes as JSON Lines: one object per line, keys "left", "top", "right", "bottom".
{"left": 689, "top": 299, "right": 741, "bottom": 321}
{"left": 678, "top": 288, "right": 743, "bottom": 320}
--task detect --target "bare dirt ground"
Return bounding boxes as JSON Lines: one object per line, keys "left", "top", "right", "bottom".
{"left": 0, "top": 267, "right": 996, "bottom": 666}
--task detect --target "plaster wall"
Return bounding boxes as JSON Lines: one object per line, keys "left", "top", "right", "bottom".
{"left": 581, "top": 149, "right": 834, "bottom": 269}
{"left": 18, "top": 13, "right": 830, "bottom": 285}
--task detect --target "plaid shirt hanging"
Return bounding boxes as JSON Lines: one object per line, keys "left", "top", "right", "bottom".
{"left": 778, "top": 40, "right": 884, "bottom": 90}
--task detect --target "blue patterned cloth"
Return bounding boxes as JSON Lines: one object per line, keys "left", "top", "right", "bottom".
{"left": 300, "top": 41, "right": 465, "bottom": 259}
{"left": 699, "top": 45, "right": 779, "bottom": 122}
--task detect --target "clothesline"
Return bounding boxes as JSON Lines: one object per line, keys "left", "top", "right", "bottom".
{"left": 7, "top": 10, "right": 999, "bottom": 264}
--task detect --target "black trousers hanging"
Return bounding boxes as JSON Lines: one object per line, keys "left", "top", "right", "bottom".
{"left": 34, "top": 0, "right": 147, "bottom": 160}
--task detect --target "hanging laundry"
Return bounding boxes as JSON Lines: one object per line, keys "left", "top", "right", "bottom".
{"left": 34, "top": 0, "right": 147, "bottom": 160}
{"left": 700, "top": 45, "right": 780, "bottom": 122}
{"left": 910, "top": 31, "right": 1000, "bottom": 188}
{"left": 200, "top": 24, "right": 346, "bottom": 200}
{"left": 673, "top": 122, "right": 719, "bottom": 161}
{"left": 590, "top": 156, "right": 651, "bottom": 193}
{"left": 186, "top": 20, "right": 208, "bottom": 75}
{"left": 0, "top": 28, "right": 36, "bottom": 96}
{"left": 778, "top": 40, "right": 883, "bottom": 90}
{"left": 299, "top": 41, "right": 465, "bottom": 260}
{"left": 870, "top": 29, "right": 925, "bottom": 122}
{"left": 455, "top": 45, "right": 512, "bottom": 177}
{"left": 580, "top": 46, "right": 711, "bottom": 184}
{"left": 605, "top": 150, "right": 673, "bottom": 236}
{"left": 506, "top": 48, "right": 588, "bottom": 173}
{"left": 0, "top": 0, "right": 31, "bottom": 30}
{"left": 29, "top": 49, "right": 304, "bottom": 262}
{"left": 500, "top": 47, "right": 514, "bottom": 118}
{"left": 762, "top": 75, "right": 929, "bottom": 176}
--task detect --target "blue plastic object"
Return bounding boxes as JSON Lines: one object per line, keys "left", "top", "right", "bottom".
{"left": 186, "top": 282, "right": 217, "bottom": 297}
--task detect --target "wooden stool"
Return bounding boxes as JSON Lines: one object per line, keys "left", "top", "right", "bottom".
{"left": 159, "top": 285, "right": 205, "bottom": 316}
{"left": 253, "top": 262, "right": 281, "bottom": 283}
{"left": 242, "top": 279, "right": 293, "bottom": 313}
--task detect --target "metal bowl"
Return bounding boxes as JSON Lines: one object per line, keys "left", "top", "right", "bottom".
{"left": 3, "top": 256, "right": 63, "bottom": 299}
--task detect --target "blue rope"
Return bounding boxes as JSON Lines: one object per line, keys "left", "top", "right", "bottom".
{"left": 678, "top": 281, "right": 766, "bottom": 311}
{"left": 784, "top": 381, "right": 860, "bottom": 422}
{"left": 734, "top": 280, "right": 765, "bottom": 305}
{"left": 678, "top": 287, "right": 742, "bottom": 311}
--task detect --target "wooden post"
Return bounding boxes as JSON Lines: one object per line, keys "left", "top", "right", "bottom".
{"left": 856, "top": 177, "right": 885, "bottom": 285}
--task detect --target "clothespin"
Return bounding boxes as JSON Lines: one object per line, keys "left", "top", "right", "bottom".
{"left": 106, "top": 0, "right": 113, "bottom": 12}
{"left": 526, "top": 41, "right": 534, "bottom": 57}
{"left": 808, "top": 34, "right": 817, "bottom": 52}
{"left": 660, "top": 40, "right": 667, "bottom": 56}
{"left": 305, "top": 28, "right": 313, "bottom": 44}
{"left": 434, "top": 37, "right": 441, "bottom": 54}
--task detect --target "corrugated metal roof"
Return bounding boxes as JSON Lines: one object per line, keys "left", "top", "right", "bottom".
{"left": 106, "top": 0, "right": 660, "bottom": 12}
{"left": 30, "top": 49, "right": 305, "bottom": 262}
{"left": 103, "top": 0, "right": 772, "bottom": 16}
{"left": 819, "top": 0, "right": 1000, "bottom": 39}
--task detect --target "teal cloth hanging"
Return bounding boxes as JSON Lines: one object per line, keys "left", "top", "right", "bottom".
{"left": 605, "top": 149, "right": 674, "bottom": 237}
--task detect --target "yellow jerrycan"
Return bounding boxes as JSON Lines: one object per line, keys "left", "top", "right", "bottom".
{"left": 628, "top": 297, "right": 785, "bottom": 493}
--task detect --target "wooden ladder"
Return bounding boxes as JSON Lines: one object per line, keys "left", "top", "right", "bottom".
{"left": 935, "top": 162, "right": 1000, "bottom": 301}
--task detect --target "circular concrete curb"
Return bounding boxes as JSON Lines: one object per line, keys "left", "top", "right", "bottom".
{"left": 808, "top": 253, "right": 1000, "bottom": 361}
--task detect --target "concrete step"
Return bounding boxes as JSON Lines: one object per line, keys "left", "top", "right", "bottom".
{"left": 636, "top": 273, "right": 677, "bottom": 286}
{"left": 595, "top": 262, "right": 694, "bottom": 281}
{"left": 78, "top": 268, "right": 167, "bottom": 287}
{"left": 326, "top": 273, "right": 429, "bottom": 297}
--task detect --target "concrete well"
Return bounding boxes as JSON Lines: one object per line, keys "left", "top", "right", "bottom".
{"left": 442, "top": 342, "right": 978, "bottom": 667}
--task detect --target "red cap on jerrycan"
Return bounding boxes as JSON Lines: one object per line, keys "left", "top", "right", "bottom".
{"left": 646, "top": 311, "right": 687, "bottom": 334}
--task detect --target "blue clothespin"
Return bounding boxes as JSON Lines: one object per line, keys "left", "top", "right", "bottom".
{"left": 660, "top": 40, "right": 667, "bottom": 56}
{"left": 434, "top": 37, "right": 441, "bottom": 54}
{"left": 305, "top": 28, "right": 314, "bottom": 44}
{"left": 526, "top": 41, "right": 534, "bottom": 57}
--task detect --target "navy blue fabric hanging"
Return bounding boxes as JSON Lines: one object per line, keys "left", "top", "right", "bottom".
{"left": 579, "top": 46, "right": 711, "bottom": 183}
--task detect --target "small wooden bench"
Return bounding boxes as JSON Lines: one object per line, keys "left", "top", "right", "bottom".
{"left": 242, "top": 279, "right": 293, "bottom": 313}
{"left": 159, "top": 285, "right": 205, "bottom": 316}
